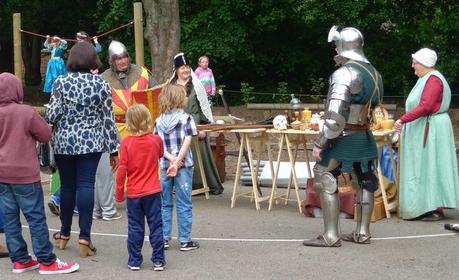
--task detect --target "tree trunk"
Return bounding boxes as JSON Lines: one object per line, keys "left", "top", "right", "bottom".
{"left": 21, "top": 35, "right": 42, "bottom": 86}
{"left": 142, "top": 0, "right": 180, "bottom": 84}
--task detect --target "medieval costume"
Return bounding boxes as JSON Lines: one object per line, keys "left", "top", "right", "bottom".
{"left": 398, "top": 48, "right": 459, "bottom": 220}
{"left": 93, "top": 41, "right": 158, "bottom": 220}
{"left": 303, "top": 26, "right": 383, "bottom": 247}
{"left": 43, "top": 38, "right": 67, "bottom": 94}
{"left": 171, "top": 53, "right": 224, "bottom": 195}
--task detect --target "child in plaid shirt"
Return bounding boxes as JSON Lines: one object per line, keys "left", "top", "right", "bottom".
{"left": 155, "top": 84, "right": 200, "bottom": 251}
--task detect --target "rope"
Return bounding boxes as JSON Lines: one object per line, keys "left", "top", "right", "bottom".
{"left": 20, "top": 21, "right": 134, "bottom": 42}
{"left": 93, "top": 21, "right": 134, "bottom": 39}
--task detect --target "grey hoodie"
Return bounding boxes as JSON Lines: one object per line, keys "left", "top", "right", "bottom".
{"left": 156, "top": 109, "right": 185, "bottom": 134}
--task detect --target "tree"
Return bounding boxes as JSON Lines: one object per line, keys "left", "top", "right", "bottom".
{"left": 143, "top": 0, "right": 180, "bottom": 83}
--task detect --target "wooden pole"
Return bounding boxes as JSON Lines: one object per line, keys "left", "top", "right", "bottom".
{"left": 133, "top": 2, "right": 144, "bottom": 66}
{"left": 13, "top": 13, "right": 23, "bottom": 80}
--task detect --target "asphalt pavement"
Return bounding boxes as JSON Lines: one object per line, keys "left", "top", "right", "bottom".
{"left": 1, "top": 180, "right": 459, "bottom": 280}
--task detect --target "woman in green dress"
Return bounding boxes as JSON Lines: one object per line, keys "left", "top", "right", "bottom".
{"left": 169, "top": 53, "right": 224, "bottom": 195}
{"left": 395, "top": 48, "right": 459, "bottom": 221}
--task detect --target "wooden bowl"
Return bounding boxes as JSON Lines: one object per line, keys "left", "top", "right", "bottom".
{"left": 290, "top": 121, "right": 302, "bottom": 130}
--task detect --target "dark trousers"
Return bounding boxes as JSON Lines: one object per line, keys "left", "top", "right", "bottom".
{"left": 55, "top": 152, "right": 101, "bottom": 241}
{"left": 126, "top": 192, "right": 165, "bottom": 267}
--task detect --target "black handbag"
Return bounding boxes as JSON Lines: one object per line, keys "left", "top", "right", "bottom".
{"left": 37, "top": 141, "right": 57, "bottom": 174}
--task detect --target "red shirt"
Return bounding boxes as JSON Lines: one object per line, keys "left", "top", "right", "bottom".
{"left": 400, "top": 75, "right": 443, "bottom": 123}
{"left": 116, "top": 134, "right": 164, "bottom": 201}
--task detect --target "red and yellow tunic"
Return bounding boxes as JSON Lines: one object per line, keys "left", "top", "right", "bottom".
{"left": 102, "top": 66, "right": 161, "bottom": 140}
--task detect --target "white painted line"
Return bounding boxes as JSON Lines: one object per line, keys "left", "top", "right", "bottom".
{"left": 373, "top": 233, "right": 457, "bottom": 240}
{"left": 23, "top": 226, "right": 458, "bottom": 242}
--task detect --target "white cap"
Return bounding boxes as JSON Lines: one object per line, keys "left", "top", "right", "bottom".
{"left": 412, "top": 48, "right": 437, "bottom": 67}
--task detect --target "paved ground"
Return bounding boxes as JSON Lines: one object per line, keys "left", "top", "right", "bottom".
{"left": 1, "top": 180, "right": 459, "bottom": 280}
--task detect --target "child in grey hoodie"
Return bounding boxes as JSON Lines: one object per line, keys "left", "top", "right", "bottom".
{"left": 154, "top": 84, "right": 200, "bottom": 251}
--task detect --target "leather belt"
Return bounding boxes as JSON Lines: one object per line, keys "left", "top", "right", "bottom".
{"left": 344, "top": 123, "right": 370, "bottom": 131}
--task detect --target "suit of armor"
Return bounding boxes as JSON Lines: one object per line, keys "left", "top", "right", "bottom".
{"left": 303, "top": 26, "right": 383, "bottom": 247}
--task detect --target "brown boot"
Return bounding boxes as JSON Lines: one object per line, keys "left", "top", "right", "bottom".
{"left": 0, "top": 244, "right": 9, "bottom": 258}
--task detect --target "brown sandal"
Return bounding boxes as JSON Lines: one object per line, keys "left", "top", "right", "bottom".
{"left": 52, "top": 232, "right": 70, "bottom": 250}
{"left": 78, "top": 240, "right": 97, "bottom": 258}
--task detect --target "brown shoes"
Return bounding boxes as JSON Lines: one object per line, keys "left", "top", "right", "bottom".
{"left": 52, "top": 232, "right": 70, "bottom": 250}
{"left": 0, "top": 244, "right": 9, "bottom": 258}
{"left": 78, "top": 240, "right": 96, "bottom": 258}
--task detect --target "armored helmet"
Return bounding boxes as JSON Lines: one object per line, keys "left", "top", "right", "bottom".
{"left": 328, "top": 25, "right": 369, "bottom": 63}
{"left": 108, "top": 40, "right": 129, "bottom": 65}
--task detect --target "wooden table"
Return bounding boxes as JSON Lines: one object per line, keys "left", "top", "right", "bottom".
{"left": 266, "top": 129, "right": 318, "bottom": 213}
{"left": 230, "top": 128, "right": 274, "bottom": 210}
{"left": 190, "top": 137, "right": 210, "bottom": 199}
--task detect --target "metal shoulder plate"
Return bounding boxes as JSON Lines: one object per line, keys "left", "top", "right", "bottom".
{"left": 329, "top": 65, "right": 363, "bottom": 99}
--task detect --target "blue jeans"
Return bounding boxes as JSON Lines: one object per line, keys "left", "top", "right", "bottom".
{"left": 127, "top": 193, "right": 164, "bottom": 267}
{"left": 0, "top": 182, "right": 56, "bottom": 265}
{"left": 0, "top": 205, "right": 4, "bottom": 230}
{"left": 161, "top": 167, "right": 193, "bottom": 243}
{"left": 55, "top": 153, "right": 101, "bottom": 241}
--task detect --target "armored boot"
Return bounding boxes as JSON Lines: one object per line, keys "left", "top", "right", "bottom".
{"left": 303, "top": 191, "right": 341, "bottom": 247}
{"left": 342, "top": 188, "right": 374, "bottom": 244}
{"left": 303, "top": 163, "right": 342, "bottom": 248}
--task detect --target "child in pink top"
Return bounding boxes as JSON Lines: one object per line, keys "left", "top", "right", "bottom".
{"left": 194, "top": 55, "right": 216, "bottom": 97}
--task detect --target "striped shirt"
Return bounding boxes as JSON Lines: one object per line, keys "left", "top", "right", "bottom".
{"left": 195, "top": 67, "right": 216, "bottom": 96}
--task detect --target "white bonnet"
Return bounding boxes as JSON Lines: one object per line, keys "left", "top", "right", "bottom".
{"left": 412, "top": 48, "right": 437, "bottom": 67}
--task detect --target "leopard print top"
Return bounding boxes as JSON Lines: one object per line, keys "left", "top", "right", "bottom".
{"left": 45, "top": 72, "right": 120, "bottom": 155}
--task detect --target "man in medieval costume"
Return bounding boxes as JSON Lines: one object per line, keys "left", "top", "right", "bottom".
{"left": 303, "top": 26, "right": 384, "bottom": 247}
{"left": 93, "top": 41, "right": 158, "bottom": 221}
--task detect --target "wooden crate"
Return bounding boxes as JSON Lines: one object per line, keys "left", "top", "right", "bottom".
{"left": 371, "top": 197, "right": 385, "bottom": 222}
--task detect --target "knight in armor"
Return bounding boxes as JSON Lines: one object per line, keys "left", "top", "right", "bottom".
{"left": 303, "top": 26, "right": 384, "bottom": 247}
{"left": 91, "top": 41, "right": 158, "bottom": 221}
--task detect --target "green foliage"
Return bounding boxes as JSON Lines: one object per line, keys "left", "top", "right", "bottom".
{"left": 309, "top": 77, "right": 326, "bottom": 96}
{"left": 240, "top": 82, "right": 255, "bottom": 105}
{"left": 275, "top": 82, "right": 290, "bottom": 103}
{"left": 2, "top": 0, "right": 458, "bottom": 101}
{"left": 93, "top": 0, "right": 136, "bottom": 68}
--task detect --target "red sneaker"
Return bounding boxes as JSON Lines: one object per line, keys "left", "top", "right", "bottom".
{"left": 12, "top": 258, "right": 40, "bottom": 273}
{"left": 38, "top": 258, "right": 79, "bottom": 275}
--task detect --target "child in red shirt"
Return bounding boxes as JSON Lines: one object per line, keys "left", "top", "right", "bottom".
{"left": 115, "top": 104, "right": 166, "bottom": 271}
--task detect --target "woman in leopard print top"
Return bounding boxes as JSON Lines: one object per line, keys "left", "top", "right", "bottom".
{"left": 45, "top": 42, "right": 119, "bottom": 257}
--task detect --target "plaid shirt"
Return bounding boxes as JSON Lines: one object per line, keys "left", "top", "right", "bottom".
{"left": 155, "top": 113, "right": 198, "bottom": 169}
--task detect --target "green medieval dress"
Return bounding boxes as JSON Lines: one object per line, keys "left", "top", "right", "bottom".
{"left": 185, "top": 87, "right": 224, "bottom": 194}
{"left": 399, "top": 71, "right": 459, "bottom": 219}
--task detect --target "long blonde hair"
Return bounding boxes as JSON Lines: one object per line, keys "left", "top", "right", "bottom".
{"left": 159, "top": 84, "right": 188, "bottom": 114}
{"left": 125, "top": 104, "right": 152, "bottom": 134}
